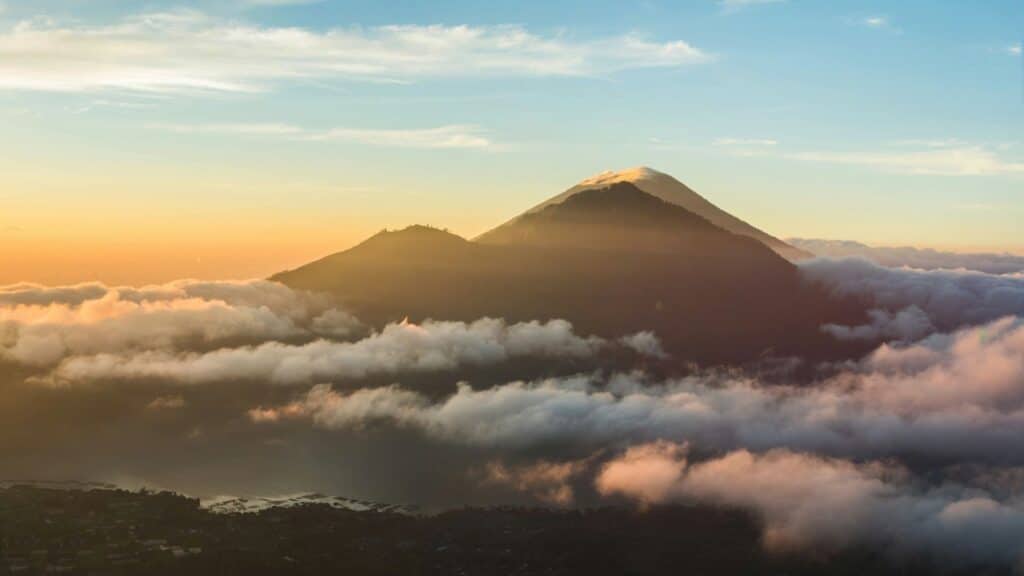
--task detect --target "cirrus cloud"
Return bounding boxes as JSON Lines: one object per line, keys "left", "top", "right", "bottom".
{"left": 0, "top": 11, "right": 710, "bottom": 94}
{"left": 148, "top": 122, "right": 493, "bottom": 149}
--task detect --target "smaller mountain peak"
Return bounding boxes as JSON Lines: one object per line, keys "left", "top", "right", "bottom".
{"left": 577, "top": 166, "right": 666, "bottom": 187}
{"left": 355, "top": 225, "right": 468, "bottom": 252}
{"left": 385, "top": 224, "right": 455, "bottom": 238}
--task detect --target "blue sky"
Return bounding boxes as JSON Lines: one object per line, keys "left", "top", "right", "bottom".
{"left": 0, "top": 0, "right": 1021, "bottom": 282}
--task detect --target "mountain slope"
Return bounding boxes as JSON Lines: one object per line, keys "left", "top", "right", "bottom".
{"left": 275, "top": 183, "right": 860, "bottom": 365}
{"left": 477, "top": 166, "right": 812, "bottom": 261}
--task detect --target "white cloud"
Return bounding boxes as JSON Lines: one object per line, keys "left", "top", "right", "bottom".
{"left": 787, "top": 144, "right": 1024, "bottom": 176}
{"left": 0, "top": 12, "right": 710, "bottom": 94}
{"left": 821, "top": 305, "right": 935, "bottom": 342}
{"left": 0, "top": 280, "right": 360, "bottom": 366}
{"left": 256, "top": 315, "right": 1024, "bottom": 463}
{"left": 312, "top": 125, "right": 491, "bottom": 149}
{"left": 863, "top": 16, "right": 888, "bottom": 28}
{"left": 710, "top": 137, "right": 1024, "bottom": 176}
{"left": 1009, "top": 43, "right": 1022, "bottom": 56}
{"left": 619, "top": 331, "right": 668, "bottom": 359}
{"left": 245, "top": 0, "right": 323, "bottom": 5}
{"left": 597, "top": 446, "right": 1024, "bottom": 563}
{"left": 799, "top": 258, "right": 1024, "bottom": 333}
{"left": 44, "top": 318, "right": 607, "bottom": 386}
{"left": 718, "top": 0, "right": 786, "bottom": 11}
{"left": 148, "top": 122, "right": 494, "bottom": 149}
{"left": 148, "top": 123, "right": 305, "bottom": 136}
{"left": 596, "top": 441, "right": 687, "bottom": 504}
{"left": 712, "top": 137, "right": 777, "bottom": 147}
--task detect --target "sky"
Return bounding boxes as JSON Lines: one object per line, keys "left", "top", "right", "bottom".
{"left": 0, "top": 0, "right": 1021, "bottom": 284}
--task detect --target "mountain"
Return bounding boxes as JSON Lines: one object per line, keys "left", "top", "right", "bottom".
{"left": 479, "top": 167, "right": 812, "bottom": 261}
{"left": 274, "top": 179, "right": 863, "bottom": 366}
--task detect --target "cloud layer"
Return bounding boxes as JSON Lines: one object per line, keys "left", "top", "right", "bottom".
{"left": 0, "top": 280, "right": 360, "bottom": 366}
{"left": 800, "top": 257, "right": 1024, "bottom": 339}
{"left": 255, "top": 316, "right": 1024, "bottom": 464}
{"left": 5, "top": 257, "right": 1024, "bottom": 568}
{"left": 790, "top": 239, "right": 1024, "bottom": 275}
{"left": 46, "top": 317, "right": 609, "bottom": 386}
{"left": 597, "top": 445, "right": 1024, "bottom": 564}
{"left": 0, "top": 11, "right": 709, "bottom": 94}
{"left": 242, "top": 312, "right": 1024, "bottom": 565}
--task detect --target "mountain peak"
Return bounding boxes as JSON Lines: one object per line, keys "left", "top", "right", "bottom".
{"left": 479, "top": 166, "right": 811, "bottom": 261}
{"left": 472, "top": 181, "right": 762, "bottom": 254}
{"left": 576, "top": 166, "right": 665, "bottom": 187}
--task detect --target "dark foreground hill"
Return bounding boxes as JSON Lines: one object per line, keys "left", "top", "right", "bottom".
{"left": 274, "top": 182, "right": 863, "bottom": 366}
{"left": 0, "top": 485, "right": 1000, "bottom": 576}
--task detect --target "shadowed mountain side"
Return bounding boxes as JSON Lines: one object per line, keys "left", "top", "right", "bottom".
{"left": 274, "top": 184, "right": 864, "bottom": 366}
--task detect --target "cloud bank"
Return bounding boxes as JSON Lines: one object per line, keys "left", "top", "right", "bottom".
{"left": 5, "top": 256, "right": 1024, "bottom": 569}
{"left": 40, "top": 318, "right": 650, "bottom": 386}
{"left": 255, "top": 316, "right": 1024, "bottom": 463}
{"left": 800, "top": 258, "right": 1024, "bottom": 339}
{"left": 790, "top": 239, "right": 1024, "bottom": 275}
{"left": 597, "top": 445, "right": 1024, "bottom": 564}
{"left": 0, "top": 280, "right": 360, "bottom": 366}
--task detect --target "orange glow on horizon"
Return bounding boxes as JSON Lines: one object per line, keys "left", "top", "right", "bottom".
{"left": 0, "top": 228, "right": 372, "bottom": 286}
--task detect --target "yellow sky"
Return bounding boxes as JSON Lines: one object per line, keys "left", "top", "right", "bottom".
{"left": 5, "top": 207, "right": 1023, "bottom": 286}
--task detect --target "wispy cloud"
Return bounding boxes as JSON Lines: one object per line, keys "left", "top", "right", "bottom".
{"left": 1009, "top": 43, "right": 1022, "bottom": 56}
{"left": 713, "top": 137, "right": 777, "bottom": 147}
{"left": 710, "top": 137, "right": 1024, "bottom": 176}
{"left": 244, "top": 0, "right": 323, "bottom": 5}
{"left": 787, "top": 144, "right": 1024, "bottom": 176}
{"left": 309, "top": 125, "right": 491, "bottom": 149}
{"left": 147, "top": 395, "right": 186, "bottom": 410}
{"left": 710, "top": 137, "right": 779, "bottom": 158}
{"left": 863, "top": 16, "right": 888, "bottom": 28}
{"left": 148, "top": 123, "right": 493, "bottom": 149}
{"left": 67, "top": 99, "right": 158, "bottom": 115}
{"left": 148, "top": 123, "right": 306, "bottom": 136}
{"left": 0, "top": 11, "right": 710, "bottom": 95}
{"left": 718, "top": 0, "right": 786, "bottom": 13}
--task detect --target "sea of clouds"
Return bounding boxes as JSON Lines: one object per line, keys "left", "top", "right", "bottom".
{"left": 3, "top": 258, "right": 1024, "bottom": 567}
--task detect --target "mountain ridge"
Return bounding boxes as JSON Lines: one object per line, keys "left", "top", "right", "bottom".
{"left": 274, "top": 181, "right": 863, "bottom": 365}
